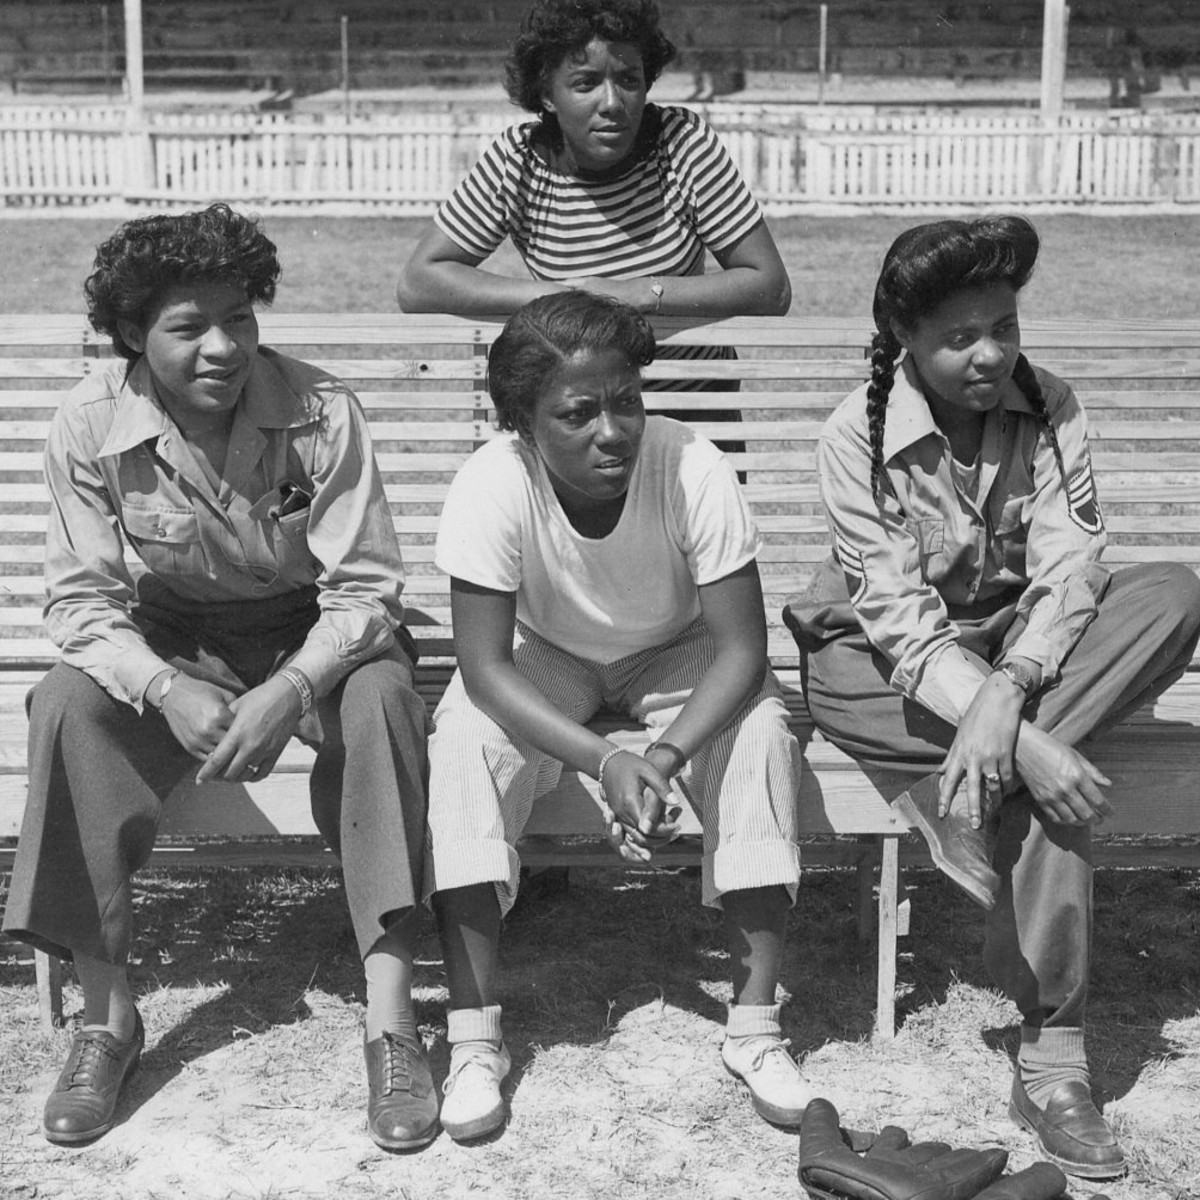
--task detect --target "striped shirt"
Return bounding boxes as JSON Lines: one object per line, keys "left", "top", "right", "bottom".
{"left": 434, "top": 104, "right": 763, "bottom": 387}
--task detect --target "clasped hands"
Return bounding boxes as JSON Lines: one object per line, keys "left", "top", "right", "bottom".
{"left": 598, "top": 747, "right": 684, "bottom": 864}
{"left": 937, "top": 669, "right": 1113, "bottom": 830}
{"left": 154, "top": 672, "right": 304, "bottom": 785}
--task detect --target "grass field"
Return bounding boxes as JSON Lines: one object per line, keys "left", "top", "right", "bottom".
{"left": 3, "top": 213, "right": 1199, "bottom": 322}
{"left": 1, "top": 211, "right": 1199, "bottom": 1199}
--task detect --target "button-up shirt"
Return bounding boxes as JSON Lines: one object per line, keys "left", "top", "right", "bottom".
{"left": 44, "top": 347, "right": 406, "bottom": 709}
{"left": 817, "top": 356, "right": 1110, "bottom": 724}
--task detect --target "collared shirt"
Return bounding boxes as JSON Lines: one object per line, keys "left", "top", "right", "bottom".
{"left": 817, "top": 356, "right": 1110, "bottom": 724}
{"left": 44, "top": 347, "right": 406, "bottom": 709}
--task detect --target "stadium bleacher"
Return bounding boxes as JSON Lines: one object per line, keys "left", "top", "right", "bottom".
{"left": 0, "top": 1, "right": 1198, "bottom": 99}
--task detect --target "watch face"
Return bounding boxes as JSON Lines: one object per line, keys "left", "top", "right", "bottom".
{"left": 1001, "top": 662, "right": 1034, "bottom": 694}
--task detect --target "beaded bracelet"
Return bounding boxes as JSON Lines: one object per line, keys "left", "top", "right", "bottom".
{"left": 277, "top": 666, "right": 314, "bottom": 716}
{"left": 595, "top": 744, "right": 624, "bottom": 805}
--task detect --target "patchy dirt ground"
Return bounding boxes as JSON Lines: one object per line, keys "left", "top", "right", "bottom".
{"left": 2, "top": 865, "right": 1198, "bottom": 1200}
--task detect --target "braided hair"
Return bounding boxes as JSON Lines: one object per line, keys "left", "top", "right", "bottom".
{"left": 866, "top": 214, "right": 1065, "bottom": 502}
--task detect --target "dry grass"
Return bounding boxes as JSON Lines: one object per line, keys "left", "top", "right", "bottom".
{"left": 2, "top": 862, "right": 1198, "bottom": 1199}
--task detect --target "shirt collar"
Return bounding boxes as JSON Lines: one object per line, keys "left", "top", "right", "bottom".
{"left": 98, "top": 349, "right": 322, "bottom": 458}
{"left": 880, "top": 354, "right": 1036, "bottom": 462}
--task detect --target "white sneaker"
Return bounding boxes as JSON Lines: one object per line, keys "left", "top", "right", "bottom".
{"left": 440, "top": 1040, "right": 512, "bottom": 1141}
{"left": 721, "top": 1035, "right": 813, "bottom": 1127}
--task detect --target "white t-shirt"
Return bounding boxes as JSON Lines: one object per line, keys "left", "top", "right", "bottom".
{"left": 435, "top": 417, "right": 760, "bottom": 663}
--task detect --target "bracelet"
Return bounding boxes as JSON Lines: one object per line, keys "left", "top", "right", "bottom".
{"left": 649, "top": 278, "right": 664, "bottom": 314}
{"left": 595, "top": 743, "right": 624, "bottom": 805}
{"left": 148, "top": 667, "right": 180, "bottom": 711}
{"left": 277, "top": 666, "right": 314, "bottom": 716}
{"left": 648, "top": 740, "right": 686, "bottom": 776}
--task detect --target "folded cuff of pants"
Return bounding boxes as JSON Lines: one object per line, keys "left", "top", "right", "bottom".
{"left": 424, "top": 839, "right": 521, "bottom": 913}
{"left": 706, "top": 841, "right": 802, "bottom": 909}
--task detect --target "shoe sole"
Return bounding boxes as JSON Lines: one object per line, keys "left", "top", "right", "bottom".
{"left": 1008, "top": 1100, "right": 1128, "bottom": 1180}
{"left": 43, "top": 1049, "right": 141, "bottom": 1145}
{"left": 368, "top": 1118, "right": 440, "bottom": 1153}
{"left": 441, "top": 1103, "right": 507, "bottom": 1142}
{"left": 721, "top": 1060, "right": 806, "bottom": 1128}
{"left": 893, "top": 793, "right": 999, "bottom": 911}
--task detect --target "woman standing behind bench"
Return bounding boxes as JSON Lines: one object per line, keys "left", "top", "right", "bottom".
{"left": 423, "top": 291, "right": 807, "bottom": 1142}
{"left": 396, "top": 0, "right": 791, "bottom": 431}
{"left": 2, "top": 205, "right": 437, "bottom": 1153}
{"left": 785, "top": 215, "right": 1200, "bottom": 1179}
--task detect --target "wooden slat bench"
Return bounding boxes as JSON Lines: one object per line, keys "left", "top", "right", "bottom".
{"left": 2, "top": 312, "right": 1200, "bottom": 1041}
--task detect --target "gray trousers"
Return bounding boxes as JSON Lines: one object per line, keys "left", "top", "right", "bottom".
{"left": 3, "top": 588, "right": 429, "bottom": 965}
{"left": 801, "top": 562, "right": 1200, "bottom": 1027}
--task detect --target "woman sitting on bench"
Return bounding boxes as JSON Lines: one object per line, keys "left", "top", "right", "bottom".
{"left": 423, "top": 290, "right": 807, "bottom": 1142}
{"left": 785, "top": 214, "right": 1200, "bottom": 1180}
{"left": 2, "top": 205, "right": 437, "bottom": 1154}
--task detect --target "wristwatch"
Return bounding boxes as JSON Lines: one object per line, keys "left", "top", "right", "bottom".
{"left": 993, "top": 660, "right": 1038, "bottom": 698}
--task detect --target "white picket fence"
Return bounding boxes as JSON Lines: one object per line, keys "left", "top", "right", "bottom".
{"left": 3, "top": 104, "right": 1200, "bottom": 211}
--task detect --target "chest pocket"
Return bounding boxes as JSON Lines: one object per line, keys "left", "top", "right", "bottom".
{"left": 906, "top": 517, "right": 946, "bottom": 579}
{"left": 122, "top": 504, "right": 204, "bottom": 577}
{"left": 992, "top": 495, "right": 1029, "bottom": 573}
{"left": 123, "top": 504, "right": 199, "bottom": 546}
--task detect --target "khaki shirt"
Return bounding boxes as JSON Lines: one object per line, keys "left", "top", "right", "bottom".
{"left": 44, "top": 348, "right": 406, "bottom": 709}
{"left": 817, "top": 356, "right": 1109, "bottom": 724}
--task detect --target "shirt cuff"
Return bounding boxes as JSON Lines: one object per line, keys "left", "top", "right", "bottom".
{"left": 113, "top": 649, "right": 177, "bottom": 713}
{"left": 907, "top": 643, "right": 993, "bottom": 726}
{"left": 1002, "top": 630, "right": 1059, "bottom": 678}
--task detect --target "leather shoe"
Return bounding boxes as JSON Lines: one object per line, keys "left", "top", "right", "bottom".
{"left": 893, "top": 773, "right": 1000, "bottom": 910}
{"left": 43, "top": 1009, "right": 144, "bottom": 1144}
{"left": 1009, "top": 1072, "right": 1127, "bottom": 1179}
{"left": 364, "top": 1031, "right": 439, "bottom": 1151}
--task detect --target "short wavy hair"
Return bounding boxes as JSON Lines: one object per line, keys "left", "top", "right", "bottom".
{"left": 85, "top": 203, "right": 281, "bottom": 361}
{"left": 487, "top": 290, "right": 657, "bottom": 435}
{"left": 504, "top": 0, "right": 676, "bottom": 115}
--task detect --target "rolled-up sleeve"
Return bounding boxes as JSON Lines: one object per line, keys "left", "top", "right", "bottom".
{"left": 817, "top": 428, "right": 990, "bottom": 725}
{"left": 283, "top": 389, "right": 406, "bottom": 696}
{"left": 43, "top": 407, "right": 174, "bottom": 708}
{"left": 1005, "top": 380, "right": 1109, "bottom": 677}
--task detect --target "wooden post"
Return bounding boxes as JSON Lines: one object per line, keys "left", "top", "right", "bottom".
{"left": 122, "top": 0, "right": 150, "bottom": 199}
{"left": 817, "top": 4, "right": 827, "bottom": 105}
{"left": 875, "top": 835, "right": 899, "bottom": 1040}
{"left": 341, "top": 15, "right": 351, "bottom": 122}
{"left": 1040, "top": 0, "right": 1069, "bottom": 121}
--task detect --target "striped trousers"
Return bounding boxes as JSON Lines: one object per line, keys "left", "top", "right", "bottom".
{"left": 424, "top": 618, "right": 803, "bottom": 915}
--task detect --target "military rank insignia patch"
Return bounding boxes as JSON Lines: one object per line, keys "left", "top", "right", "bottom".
{"left": 834, "top": 529, "right": 869, "bottom": 605}
{"left": 1066, "top": 461, "right": 1104, "bottom": 534}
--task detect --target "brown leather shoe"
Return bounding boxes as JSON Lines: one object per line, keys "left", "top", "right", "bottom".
{"left": 893, "top": 773, "right": 1000, "bottom": 910}
{"left": 1009, "top": 1072, "right": 1127, "bottom": 1179}
{"left": 43, "top": 1010, "right": 144, "bottom": 1145}
{"left": 364, "top": 1031, "right": 439, "bottom": 1151}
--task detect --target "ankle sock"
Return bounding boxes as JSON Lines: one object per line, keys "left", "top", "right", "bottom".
{"left": 1018, "top": 1024, "right": 1088, "bottom": 1106}
{"left": 725, "top": 1002, "right": 783, "bottom": 1041}
{"left": 364, "top": 946, "right": 417, "bottom": 1043}
{"left": 447, "top": 1004, "right": 503, "bottom": 1047}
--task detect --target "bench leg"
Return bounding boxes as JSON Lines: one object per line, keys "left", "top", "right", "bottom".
{"left": 36, "top": 949, "right": 64, "bottom": 1031}
{"left": 874, "top": 835, "right": 900, "bottom": 1041}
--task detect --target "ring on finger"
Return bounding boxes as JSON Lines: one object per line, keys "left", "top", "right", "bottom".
{"left": 984, "top": 772, "right": 1001, "bottom": 788}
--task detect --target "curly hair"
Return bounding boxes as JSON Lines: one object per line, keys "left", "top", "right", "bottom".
{"left": 487, "top": 290, "right": 656, "bottom": 435}
{"left": 504, "top": 0, "right": 676, "bottom": 115}
{"left": 865, "top": 214, "right": 1064, "bottom": 502}
{"left": 85, "top": 203, "right": 281, "bottom": 361}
